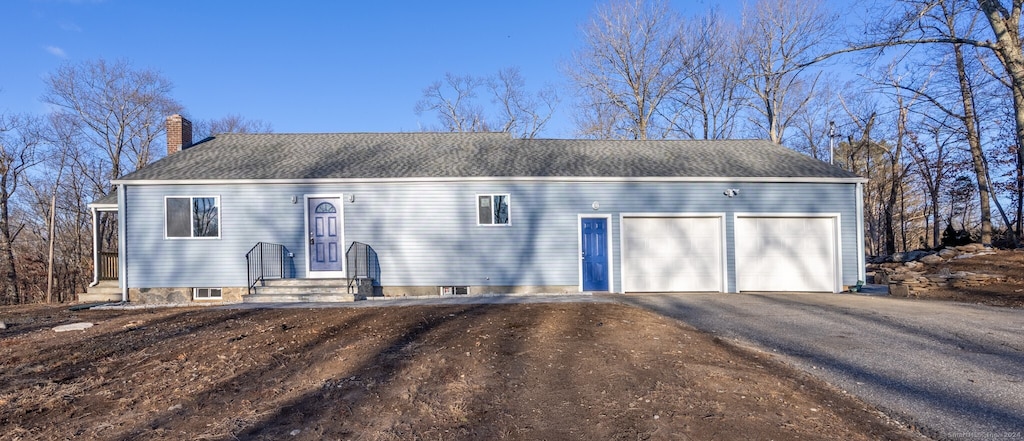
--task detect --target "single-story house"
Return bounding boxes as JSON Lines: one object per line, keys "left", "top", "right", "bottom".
{"left": 84, "top": 115, "right": 866, "bottom": 303}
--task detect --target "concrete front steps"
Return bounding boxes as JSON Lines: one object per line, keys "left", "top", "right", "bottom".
{"left": 244, "top": 278, "right": 363, "bottom": 303}
{"left": 78, "top": 280, "right": 122, "bottom": 302}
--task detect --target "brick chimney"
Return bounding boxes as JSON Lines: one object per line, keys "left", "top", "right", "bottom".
{"left": 166, "top": 114, "right": 192, "bottom": 155}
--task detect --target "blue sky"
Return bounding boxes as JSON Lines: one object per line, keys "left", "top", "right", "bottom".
{"left": 2, "top": 0, "right": 742, "bottom": 138}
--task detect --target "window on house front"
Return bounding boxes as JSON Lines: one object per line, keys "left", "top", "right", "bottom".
{"left": 166, "top": 196, "right": 220, "bottom": 238}
{"left": 477, "top": 194, "right": 510, "bottom": 225}
{"left": 193, "top": 288, "right": 222, "bottom": 300}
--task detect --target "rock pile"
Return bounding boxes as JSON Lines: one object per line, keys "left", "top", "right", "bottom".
{"left": 871, "top": 243, "right": 1003, "bottom": 297}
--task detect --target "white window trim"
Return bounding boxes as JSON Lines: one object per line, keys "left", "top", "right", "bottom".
{"left": 193, "top": 287, "right": 222, "bottom": 300}
{"left": 475, "top": 193, "right": 511, "bottom": 226}
{"left": 164, "top": 195, "right": 222, "bottom": 240}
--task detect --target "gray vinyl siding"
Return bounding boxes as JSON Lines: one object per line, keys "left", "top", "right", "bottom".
{"left": 123, "top": 180, "right": 860, "bottom": 292}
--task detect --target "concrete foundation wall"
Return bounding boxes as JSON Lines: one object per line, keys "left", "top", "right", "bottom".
{"left": 128, "top": 286, "right": 245, "bottom": 304}
{"left": 380, "top": 285, "right": 577, "bottom": 297}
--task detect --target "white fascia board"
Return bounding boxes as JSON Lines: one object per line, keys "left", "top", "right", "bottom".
{"left": 112, "top": 175, "right": 867, "bottom": 186}
{"left": 87, "top": 203, "right": 118, "bottom": 211}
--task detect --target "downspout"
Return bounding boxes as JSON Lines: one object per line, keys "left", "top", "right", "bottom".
{"left": 89, "top": 206, "right": 99, "bottom": 287}
{"left": 118, "top": 186, "right": 128, "bottom": 302}
{"left": 856, "top": 182, "right": 867, "bottom": 283}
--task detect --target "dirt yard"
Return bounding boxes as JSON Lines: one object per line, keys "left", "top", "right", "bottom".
{"left": 0, "top": 302, "right": 922, "bottom": 440}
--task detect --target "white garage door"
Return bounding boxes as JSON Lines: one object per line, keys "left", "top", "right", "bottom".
{"left": 622, "top": 216, "right": 724, "bottom": 292}
{"left": 736, "top": 217, "right": 837, "bottom": 292}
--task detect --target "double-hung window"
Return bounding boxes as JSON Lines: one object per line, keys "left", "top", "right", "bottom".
{"left": 165, "top": 196, "right": 220, "bottom": 239}
{"left": 477, "top": 194, "right": 510, "bottom": 225}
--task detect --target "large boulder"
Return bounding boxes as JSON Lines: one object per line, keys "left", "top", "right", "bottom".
{"left": 893, "top": 250, "right": 931, "bottom": 262}
{"left": 919, "top": 254, "right": 945, "bottom": 265}
{"left": 956, "top": 243, "right": 988, "bottom": 253}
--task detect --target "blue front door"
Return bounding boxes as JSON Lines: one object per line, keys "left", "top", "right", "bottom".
{"left": 309, "top": 198, "right": 340, "bottom": 272}
{"left": 581, "top": 218, "right": 609, "bottom": 291}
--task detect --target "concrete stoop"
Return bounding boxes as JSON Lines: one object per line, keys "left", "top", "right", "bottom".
{"left": 244, "top": 278, "right": 363, "bottom": 303}
{"left": 78, "top": 280, "right": 122, "bottom": 302}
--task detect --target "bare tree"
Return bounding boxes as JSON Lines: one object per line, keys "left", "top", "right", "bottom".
{"left": 415, "top": 68, "right": 558, "bottom": 138}
{"left": 906, "top": 117, "right": 965, "bottom": 248}
{"left": 41, "top": 58, "right": 182, "bottom": 196}
{"left": 666, "top": 10, "right": 746, "bottom": 139}
{"left": 192, "top": 114, "right": 274, "bottom": 140}
{"left": 486, "top": 67, "right": 559, "bottom": 139}
{"left": 789, "top": 80, "right": 843, "bottom": 161}
{"left": 868, "top": 1, "right": 1001, "bottom": 245}
{"left": 739, "top": 0, "right": 838, "bottom": 144}
{"left": 568, "top": 0, "right": 685, "bottom": 139}
{"left": 817, "top": 0, "right": 1024, "bottom": 243}
{"left": 33, "top": 59, "right": 181, "bottom": 303}
{"left": 976, "top": 0, "right": 1024, "bottom": 237}
{"left": 837, "top": 95, "right": 888, "bottom": 254}
{"left": 885, "top": 86, "right": 914, "bottom": 255}
{"left": 415, "top": 73, "right": 488, "bottom": 133}
{"left": 0, "top": 114, "right": 42, "bottom": 304}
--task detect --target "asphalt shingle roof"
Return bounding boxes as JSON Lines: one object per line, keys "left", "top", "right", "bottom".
{"left": 114, "top": 132, "right": 860, "bottom": 182}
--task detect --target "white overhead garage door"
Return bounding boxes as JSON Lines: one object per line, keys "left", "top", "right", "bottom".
{"left": 736, "top": 216, "right": 837, "bottom": 292}
{"left": 622, "top": 216, "right": 724, "bottom": 292}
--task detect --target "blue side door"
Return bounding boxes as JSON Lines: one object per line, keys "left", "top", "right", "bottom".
{"left": 581, "top": 218, "right": 609, "bottom": 291}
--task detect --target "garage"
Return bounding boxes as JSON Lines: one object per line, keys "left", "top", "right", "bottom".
{"left": 622, "top": 216, "right": 724, "bottom": 292}
{"left": 735, "top": 216, "right": 838, "bottom": 292}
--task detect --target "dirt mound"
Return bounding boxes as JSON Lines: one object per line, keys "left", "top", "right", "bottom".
{"left": 0, "top": 303, "right": 920, "bottom": 440}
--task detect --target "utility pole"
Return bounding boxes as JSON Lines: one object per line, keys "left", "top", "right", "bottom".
{"left": 829, "top": 121, "right": 836, "bottom": 165}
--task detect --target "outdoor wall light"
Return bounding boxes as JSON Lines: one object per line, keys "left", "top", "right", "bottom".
{"left": 291, "top": 195, "right": 298, "bottom": 204}
{"left": 723, "top": 189, "right": 740, "bottom": 198}
{"left": 592, "top": 201, "right": 600, "bottom": 210}
{"left": 349, "top": 194, "right": 356, "bottom": 203}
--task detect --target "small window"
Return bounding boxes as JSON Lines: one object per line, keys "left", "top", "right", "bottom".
{"left": 166, "top": 196, "right": 220, "bottom": 239}
{"left": 193, "top": 288, "right": 222, "bottom": 300}
{"left": 477, "top": 194, "right": 510, "bottom": 225}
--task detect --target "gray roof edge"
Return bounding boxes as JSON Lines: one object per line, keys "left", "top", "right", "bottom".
{"left": 113, "top": 133, "right": 862, "bottom": 182}
{"left": 87, "top": 190, "right": 118, "bottom": 208}
{"left": 112, "top": 175, "right": 867, "bottom": 185}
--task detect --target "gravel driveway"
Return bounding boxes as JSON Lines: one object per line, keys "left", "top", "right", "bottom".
{"left": 614, "top": 292, "right": 1024, "bottom": 441}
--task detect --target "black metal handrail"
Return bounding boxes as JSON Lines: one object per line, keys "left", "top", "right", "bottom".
{"left": 346, "top": 242, "right": 379, "bottom": 294}
{"left": 246, "top": 242, "right": 286, "bottom": 294}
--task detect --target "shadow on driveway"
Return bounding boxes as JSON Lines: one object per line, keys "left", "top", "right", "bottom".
{"left": 611, "top": 292, "right": 1024, "bottom": 441}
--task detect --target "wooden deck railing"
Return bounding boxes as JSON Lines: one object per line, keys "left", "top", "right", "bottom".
{"left": 98, "top": 252, "right": 118, "bottom": 280}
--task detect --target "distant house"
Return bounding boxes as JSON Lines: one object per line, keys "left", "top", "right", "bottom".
{"left": 83, "top": 114, "right": 866, "bottom": 304}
